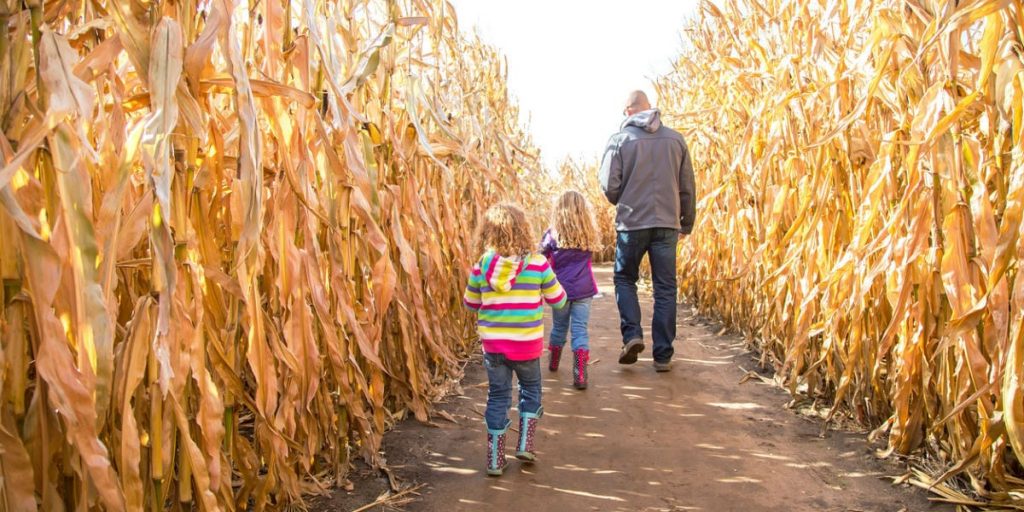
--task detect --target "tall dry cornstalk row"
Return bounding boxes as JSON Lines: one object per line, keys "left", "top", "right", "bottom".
{"left": 0, "top": 0, "right": 544, "bottom": 510}
{"left": 659, "top": 0, "right": 1024, "bottom": 505}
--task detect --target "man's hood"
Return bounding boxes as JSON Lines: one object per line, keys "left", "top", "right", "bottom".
{"left": 622, "top": 108, "right": 662, "bottom": 133}
{"left": 480, "top": 251, "right": 524, "bottom": 293}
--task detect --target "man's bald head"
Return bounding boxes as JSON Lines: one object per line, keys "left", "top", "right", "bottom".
{"left": 624, "top": 90, "right": 651, "bottom": 115}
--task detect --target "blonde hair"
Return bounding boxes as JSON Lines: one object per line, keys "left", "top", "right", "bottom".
{"left": 475, "top": 203, "right": 535, "bottom": 257}
{"left": 553, "top": 191, "right": 599, "bottom": 251}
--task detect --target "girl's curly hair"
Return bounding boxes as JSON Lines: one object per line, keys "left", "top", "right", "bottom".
{"left": 475, "top": 203, "right": 535, "bottom": 257}
{"left": 553, "top": 190, "right": 599, "bottom": 251}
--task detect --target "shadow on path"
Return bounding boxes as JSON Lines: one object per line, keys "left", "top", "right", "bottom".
{"left": 317, "top": 264, "right": 951, "bottom": 512}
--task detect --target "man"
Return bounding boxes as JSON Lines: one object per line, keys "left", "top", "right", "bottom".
{"left": 599, "top": 90, "right": 695, "bottom": 372}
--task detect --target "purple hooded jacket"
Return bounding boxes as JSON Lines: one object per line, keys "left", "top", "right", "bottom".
{"left": 540, "top": 229, "right": 598, "bottom": 301}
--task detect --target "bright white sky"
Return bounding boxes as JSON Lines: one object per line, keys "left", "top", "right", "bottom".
{"left": 448, "top": 0, "right": 700, "bottom": 171}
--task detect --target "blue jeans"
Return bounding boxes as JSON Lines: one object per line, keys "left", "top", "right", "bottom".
{"left": 613, "top": 228, "right": 679, "bottom": 363}
{"left": 549, "top": 298, "right": 592, "bottom": 351}
{"left": 483, "top": 353, "right": 542, "bottom": 431}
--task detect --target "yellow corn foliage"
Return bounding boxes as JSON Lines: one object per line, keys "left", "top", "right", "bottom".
{"left": 0, "top": 0, "right": 546, "bottom": 510}
{"left": 659, "top": 0, "right": 1024, "bottom": 506}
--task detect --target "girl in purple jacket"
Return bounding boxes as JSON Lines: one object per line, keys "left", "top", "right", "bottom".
{"left": 540, "top": 191, "right": 601, "bottom": 389}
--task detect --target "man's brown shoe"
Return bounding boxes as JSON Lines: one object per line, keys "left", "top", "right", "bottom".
{"left": 618, "top": 338, "right": 645, "bottom": 365}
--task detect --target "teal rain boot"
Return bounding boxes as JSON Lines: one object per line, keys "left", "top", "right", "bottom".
{"left": 486, "top": 423, "right": 509, "bottom": 476}
{"left": 515, "top": 410, "right": 542, "bottom": 462}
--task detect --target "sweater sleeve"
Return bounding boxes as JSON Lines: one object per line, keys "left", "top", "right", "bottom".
{"left": 463, "top": 265, "right": 483, "bottom": 311}
{"left": 679, "top": 137, "right": 696, "bottom": 235}
{"left": 599, "top": 136, "right": 624, "bottom": 205}
{"left": 539, "top": 259, "right": 568, "bottom": 309}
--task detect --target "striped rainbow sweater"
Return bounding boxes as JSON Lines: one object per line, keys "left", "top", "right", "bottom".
{"left": 463, "top": 250, "right": 568, "bottom": 360}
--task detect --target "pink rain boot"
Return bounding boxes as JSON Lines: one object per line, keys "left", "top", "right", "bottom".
{"left": 573, "top": 349, "right": 589, "bottom": 390}
{"left": 548, "top": 345, "right": 563, "bottom": 372}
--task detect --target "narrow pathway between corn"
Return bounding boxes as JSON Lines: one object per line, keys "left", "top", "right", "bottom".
{"left": 319, "top": 264, "right": 951, "bottom": 512}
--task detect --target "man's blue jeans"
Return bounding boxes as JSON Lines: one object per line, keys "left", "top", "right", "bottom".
{"left": 483, "top": 353, "right": 542, "bottom": 431}
{"left": 613, "top": 228, "right": 679, "bottom": 363}
{"left": 549, "top": 298, "right": 593, "bottom": 351}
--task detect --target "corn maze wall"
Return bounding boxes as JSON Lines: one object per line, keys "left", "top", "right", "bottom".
{"left": 659, "top": 0, "right": 1024, "bottom": 506}
{"left": 0, "top": 0, "right": 549, "bottom": 510}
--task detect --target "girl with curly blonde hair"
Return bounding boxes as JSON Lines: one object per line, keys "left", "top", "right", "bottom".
{"left": 540, "top": 191, "right": 601, "bottom": 390}
{"left": 464, "top": 203, "right": 567, "bottom": 476}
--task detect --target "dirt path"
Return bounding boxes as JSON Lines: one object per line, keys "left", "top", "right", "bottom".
{"left": 317, "top": 265, "right": 950, "bottom": 512}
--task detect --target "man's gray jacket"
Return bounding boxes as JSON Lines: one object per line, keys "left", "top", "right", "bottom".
{"left": 599, "top": 109, "right": 696, "bottom": 234}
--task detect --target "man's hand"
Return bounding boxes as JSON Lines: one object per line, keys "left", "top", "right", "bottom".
{"left": 679, "top": 218, "right": 691, "bottom": 238}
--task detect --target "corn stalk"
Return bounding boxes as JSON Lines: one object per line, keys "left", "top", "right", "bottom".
{"left": 0, "top": 0, "right": 546, "bottom": 509}
{"left": 658, "top": 0, "right": 1024, "bottom": 506}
